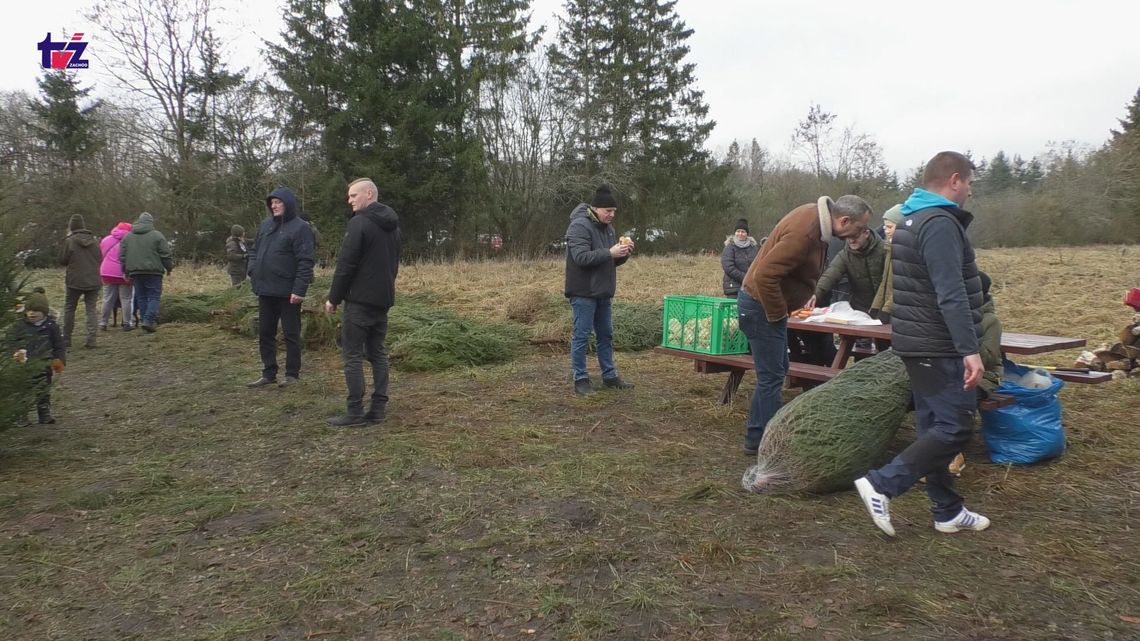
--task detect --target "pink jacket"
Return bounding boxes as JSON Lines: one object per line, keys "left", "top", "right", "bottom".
{"left": 100, "top": 228, "right": 130, "bottom": 284}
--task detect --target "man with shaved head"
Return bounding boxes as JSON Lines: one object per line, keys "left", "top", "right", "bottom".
{"left": 324, "top": 178, "right": 401, "bottom": 427}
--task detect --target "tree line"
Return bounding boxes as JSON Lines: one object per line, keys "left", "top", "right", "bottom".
{"left": 1, "top": 0, "right": 1137, "bottom": 265}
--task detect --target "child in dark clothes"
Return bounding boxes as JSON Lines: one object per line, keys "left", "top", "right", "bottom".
{"left": 13, "top": 288, "right": 66, "bottom": 424}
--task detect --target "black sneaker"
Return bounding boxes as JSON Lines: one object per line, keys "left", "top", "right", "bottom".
{"left": 141, "top": 323, "right": 156, "bottom": 333}
{"left": 742, "top": 442, "right": 759, "bottom": 456}
{"left": 327, "top": 415, "right": 368, "bottom": 427}
{"left": 123, "top": 324, "right": 135, "bottom": 332}
{"left": 246, "top": 377, "right": 277, "bottom": 388}
{"left": 574, "top": 378, "right": 594, "bottom": 396}
{"left": 602, "top": 376, "right": 634, "bottom": 390}
{"left": 278, "top": 376, "right": 300, "bottom": 388}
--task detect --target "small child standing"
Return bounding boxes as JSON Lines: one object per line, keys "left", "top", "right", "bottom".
{"left": 13, "top": 288, "right": 66, "bottom": 424}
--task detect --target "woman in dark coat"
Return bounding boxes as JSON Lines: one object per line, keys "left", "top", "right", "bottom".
{"left": 720, "top": 218, "right": 759, "bottom": 297}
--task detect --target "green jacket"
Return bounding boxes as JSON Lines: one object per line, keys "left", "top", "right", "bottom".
{"left": 815, "top": 230, "right": 885, "bottom": 313}
{"left": 870, "top": 243, "right": 893, "bottom": 316}
{"left": 977, "top": 297, "right": 1004, "bottom": 397}
{"left": 59, "top": 229, "right": 102, "bottom": 291}
{"left": 119, "top": 215, "right": 173, "bottom": 277}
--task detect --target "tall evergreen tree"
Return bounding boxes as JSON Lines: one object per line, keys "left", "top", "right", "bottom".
{"left": 27, "top": 71, "right": 102, "bottom": 174}
{"left": 548, "top": 0, "right": 723, "bottom": 246}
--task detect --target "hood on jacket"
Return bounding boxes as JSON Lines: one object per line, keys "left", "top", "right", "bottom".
{"left": 724, "top": 235, "right": 758, "bottom": 247}
{"left": 67, "top": 228, "right": 98, "bottom": 247}
{"left": 361, "top": 202, "right": 399, "bottom": 231}
{"left": 569, "top": 202, "right": 606, "bottom": 226}
{"left": 901, "top": 188, "right": 959, "bottom": 214}
{"left": 133, "top": 212, "right": 155, "bottom": 234}
{"left": 110, "top": 226, "right": 130, "bottom": 240}
{"left": 230, "top": 224, "right": 244, "bottom": 237}
{"left": 266, "top": 187, "right": 300, "bottom": 222}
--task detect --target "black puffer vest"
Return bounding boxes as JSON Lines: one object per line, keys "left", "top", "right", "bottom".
{"left": 890, "top": 206, "right": 983, "bottom": 357}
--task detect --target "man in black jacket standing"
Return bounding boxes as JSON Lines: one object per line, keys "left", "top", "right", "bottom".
{"left": 247, "top": 187, "right": 315, "bottom": 388}
{"left": 855, "top": 151, "right": 990, "bottom": 537}
{"left": 324, "top": 178, "right": 401, "bottom": 426}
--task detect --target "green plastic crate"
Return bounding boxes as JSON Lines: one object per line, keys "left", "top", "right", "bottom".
{"left": 661, "top": 295, "right": 748, "bottom": 355}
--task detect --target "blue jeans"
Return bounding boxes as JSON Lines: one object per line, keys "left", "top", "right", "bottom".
{"left": 737, "top": 290, "right": 788, "bottom": 447}
{"left": 132, "top": 274, "right": 164, "bottom": 326}
{"left": 570, "top": 296, "right": 617, "bottom": 382}
{"left": 867, "top": 357, "right": 975, "bottom": 521}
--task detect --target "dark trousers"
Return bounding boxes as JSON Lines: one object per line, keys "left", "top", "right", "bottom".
{"left": 867, "top": 356, "right": 975, "bottom": 521}
{"left": 63, "top": 287, "right": 98, "bottom": 347}
{"left": 788, "top": 329, "right": 836, "bottom": 366}
{"left": 258, "top": 296, "right": 302, "bottom": 380}
{"left": 133, "top": 274, "right": 164, "bottom": 326}
{"left": 341, "top": 302, "right": 390, "bottom": 415}
{"left": 35, "top": 370, "right": 53, "bottom": 413}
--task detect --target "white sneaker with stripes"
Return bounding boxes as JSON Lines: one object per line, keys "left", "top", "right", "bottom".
{"left": 854, "top": 477, "right": 895, "bottom": 537}
{"left": 935, "top": 507, "right": 991, "bottom": 533}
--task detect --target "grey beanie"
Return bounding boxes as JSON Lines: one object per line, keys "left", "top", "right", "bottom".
{"left": 882, "top": 204, "right": 904, "bottom": 226}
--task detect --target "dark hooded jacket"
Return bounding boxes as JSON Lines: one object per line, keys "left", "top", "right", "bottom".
{"left": 814, "top": 229, "right": 885, "bottom": 313}
{"left": 720, "top": 236, "right": 759, "bottom": 297}
{"left": 119, "top": 213, "right": 174, "bottom": 277}
{"left": 564, "top": 203, "right": 628, "bottom": 299}
{"left": 60, "top": 228, "right": 102, "bottom": 290}
{"left": 327, "top": 201, "right": 401, "bottom": 309}
{"left": 890, "top": 201, "right": 983, "bottom": 358}
{"left": 249, "top": 187, "right": 315, "bottom": 298}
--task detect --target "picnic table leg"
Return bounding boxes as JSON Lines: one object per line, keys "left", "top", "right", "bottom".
{"left": 831, "top": 336, "right": 854, "bottom": 370}
{"left": 720, "top": 370, "right": 745, "bottom": 404}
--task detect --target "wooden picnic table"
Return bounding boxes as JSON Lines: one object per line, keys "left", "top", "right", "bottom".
{"left": 654, "top": 321, "right": 1110, "bottom": 405}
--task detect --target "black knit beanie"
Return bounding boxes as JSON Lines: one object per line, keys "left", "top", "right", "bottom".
{"left": 734, "top": 218, "right": 749, "bottom": 233}
{"left": 590, "top": 184, "right": 618, "bottom": 209}
{"left": 68, "top": 214, "right": 85, "bottom": 232}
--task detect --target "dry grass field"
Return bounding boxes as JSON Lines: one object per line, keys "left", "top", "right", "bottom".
{"left": 2, "top": 246, "right": 1138, "bottom": 640}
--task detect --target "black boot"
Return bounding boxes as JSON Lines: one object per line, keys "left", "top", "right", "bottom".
{"left": 37, "top": 402, "right": 55, "bottom": 425}
{"left": 364, "top": 405, "right": 386, "bottom": 423}
{"left": 574, "top": 378, "right": 594, "bottom": 396}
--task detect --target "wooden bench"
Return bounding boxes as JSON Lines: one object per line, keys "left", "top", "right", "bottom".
{"left": 656, "top": 346, "right": 1021, "bottom": 412}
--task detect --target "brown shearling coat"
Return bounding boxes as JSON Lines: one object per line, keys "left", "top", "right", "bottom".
{"left": 741, "top": 199, "right": 830, "bottom": 321}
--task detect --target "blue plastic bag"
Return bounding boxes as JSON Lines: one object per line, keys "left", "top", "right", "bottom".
{"left": 980, "top": 360, "right": 1066, "bottom": 464}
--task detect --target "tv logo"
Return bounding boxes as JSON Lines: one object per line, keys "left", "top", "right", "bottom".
{"left": 37, "top": 32, "right": 90, "bottom": 70}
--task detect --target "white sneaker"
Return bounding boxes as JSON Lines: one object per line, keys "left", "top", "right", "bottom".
{"left": 934, "top": 508, "right": 991, "bottom": 533}
{"left": 854, "top": 477, "right": 895, "bottom": 536}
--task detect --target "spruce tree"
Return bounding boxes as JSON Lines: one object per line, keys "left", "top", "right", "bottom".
{"left": 27, "top": 71, "right": 102, "bottom": 174}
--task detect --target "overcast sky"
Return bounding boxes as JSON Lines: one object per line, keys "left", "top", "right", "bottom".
{"left": 5, "top": 0, "right": 1138, "bottom": 174}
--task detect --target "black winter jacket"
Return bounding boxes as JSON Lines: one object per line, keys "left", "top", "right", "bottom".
{"left": 720, "top": 236, "right": 759, "bottom": 296}
{"left": 327, "top": 202, "right": 401, "bottom": 309}
{"left": 564, "top": 203, "right": 627, "bottom": 299}
{"left": 249, "top": 187, "right": 315, "bottom": 298}
{"left": 15, "top": 318, "right": 66, "bottom": 367}
{"left": 890, "top": 206, "right": 983, "bottom": 358}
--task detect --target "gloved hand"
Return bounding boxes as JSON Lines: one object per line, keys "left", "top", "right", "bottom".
{"left": 51, "top": 358, "right": 64, "bottom": 373}
{"left": 1131, "top": 325, "right": 1140, "bottom": 337}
